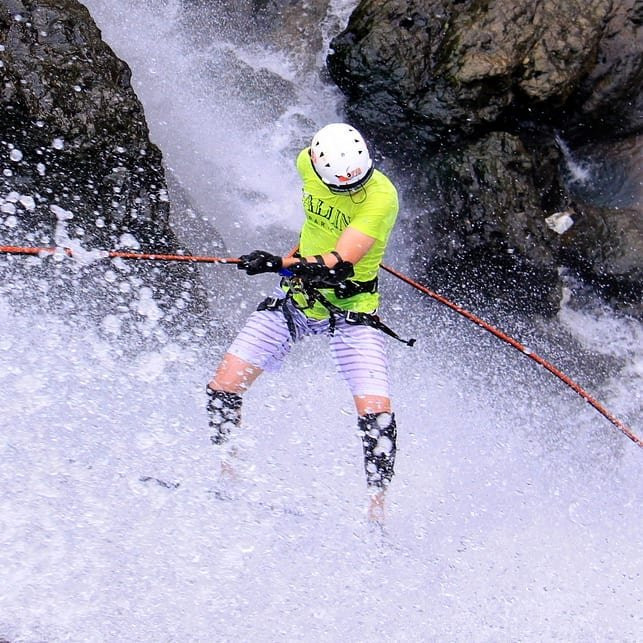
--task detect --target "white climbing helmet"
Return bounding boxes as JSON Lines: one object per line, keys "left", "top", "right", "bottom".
{"left": 310, "top": 123, "right": 373, "bottom": 190}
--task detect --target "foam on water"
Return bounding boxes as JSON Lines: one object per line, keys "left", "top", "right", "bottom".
{"left": 0, "top": 283, "right": 641, "bottom": 641}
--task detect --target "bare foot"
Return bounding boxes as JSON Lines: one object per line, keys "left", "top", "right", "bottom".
{"left": 367, "top": 489, "right": 386, "bottom": 525}
{"left": 217, "top": 442, "right": 241, "bottom": 481}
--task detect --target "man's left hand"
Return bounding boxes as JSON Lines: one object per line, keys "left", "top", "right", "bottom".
{"left": 237, "top": 250, "right": 283, "bottom": 275}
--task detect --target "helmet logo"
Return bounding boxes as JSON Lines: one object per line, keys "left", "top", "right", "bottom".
{"left": 336, "top": 167, "right": 363, "bottom": 183}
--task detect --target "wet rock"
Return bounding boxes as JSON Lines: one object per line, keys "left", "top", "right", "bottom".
{"left": 569, "top": 0, "right": 643, "bottom": 139}
{"left": 328, "top": 0, "right": 639, "bottom": 142}
{"left": 181, "top": 0, "right": 333, "bottom": 61}
{"left": 178, "top": 1, "right": 311, "bottom": 135}
{"left": 559, "top": 203, "right": 642, "bottom": 315}
{"left": 0, "top": 0, "right": 209, "bottom": 340}
{"left": 251, "top": 0, "right": 334, "bottom": 71}
{"left": 327, "top": 0, "right": 642, "bottom": 315}
{"left": 564, "top": 134, "right": 643, "bottom": 210}
{"left": 412, "top": 131, "right": 564, "bottom": 315}
{"left": 201, "top": 48, "right": 297, "bottom": 125}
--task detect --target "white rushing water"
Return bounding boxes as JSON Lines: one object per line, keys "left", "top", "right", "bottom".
{"left": 1, "top": 1, "right": 641, "bottom": 641}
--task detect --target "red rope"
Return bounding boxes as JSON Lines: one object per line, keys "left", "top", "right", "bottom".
{"left": 381, "top": 263, "right": 641, "bottom": 448}
{"left": 1, "top": 243, "right": 639, "bottom": 447}
{"left": 0, "top": 244, "right": 239, "bottom": 264}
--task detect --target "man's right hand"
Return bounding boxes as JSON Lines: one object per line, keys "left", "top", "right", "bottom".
{"left": 237, "top": 250, "right": 283, "bottom": 275}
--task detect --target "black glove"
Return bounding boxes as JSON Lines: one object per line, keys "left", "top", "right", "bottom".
{"left": 237, "top": 250, "right": 283, "bottom": 275}
{"left": 288, "top": 259, "right": 354, "bottom": 286}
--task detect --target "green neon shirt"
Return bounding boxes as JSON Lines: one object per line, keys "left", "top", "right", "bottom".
{"left": 289, "top": 147, "right": 399, "bottom": 319}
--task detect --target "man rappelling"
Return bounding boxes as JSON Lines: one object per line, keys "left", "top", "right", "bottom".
{"left": 206, "top": 122, "right": 402, "bottom": 523}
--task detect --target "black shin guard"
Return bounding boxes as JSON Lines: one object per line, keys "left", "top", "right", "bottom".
{"left": 206, "top": 387, "right": 242, "bottom": 445}
{"left": 358, "top": 412, "right": 397, "bottom": 489}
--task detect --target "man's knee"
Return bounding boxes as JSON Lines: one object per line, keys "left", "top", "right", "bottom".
{"left": 354, "top": 394, "right": 391, "bottom": 415}
{"left": 209, "top": 353, "right": 262, "bottom": 394}
{"left": 358, "top": 411, "right": 397, "bottom": 488}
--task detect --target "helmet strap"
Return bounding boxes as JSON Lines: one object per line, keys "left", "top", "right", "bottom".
{"left": 347, "top": 184, "right": 368, "bottom": 204}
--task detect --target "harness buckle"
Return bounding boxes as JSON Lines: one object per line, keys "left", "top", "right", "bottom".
{"left": 257, "top": 296, "right": 283, "bottom": 312}
{"left": 344, "top": 311, "right": 362, "bottom": 324}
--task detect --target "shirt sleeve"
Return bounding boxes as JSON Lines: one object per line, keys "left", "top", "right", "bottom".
{"left": 349, "top": 187, "right": 399, "bottom": 242}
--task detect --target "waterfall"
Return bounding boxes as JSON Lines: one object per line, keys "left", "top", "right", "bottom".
{"left": 1, "top": 2, "right": 640, "bottom": 641}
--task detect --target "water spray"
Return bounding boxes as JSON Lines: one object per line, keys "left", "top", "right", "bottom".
{"left": 1, "top": 243, "right": 640, "bottom": 447}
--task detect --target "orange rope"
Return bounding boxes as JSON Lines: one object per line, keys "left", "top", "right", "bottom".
{"left": 0, "top": 244, "right": 239, "bottom": 264}
{"left": 1, "top": 243, "right": 639, "bottom": 447}
{"left": 381, "top": 263, "right": 641, "bottom": 447}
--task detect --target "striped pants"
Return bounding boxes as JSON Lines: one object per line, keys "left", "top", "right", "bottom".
{"left": 227, "top": 294, "right": 390, "bottom": 398}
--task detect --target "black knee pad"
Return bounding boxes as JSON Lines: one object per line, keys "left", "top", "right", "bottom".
{"left": 206, "top": 387, "right": 242, "bottom": 445}
{"left": 358, "top": 412, "right": 397, "bottom": 488}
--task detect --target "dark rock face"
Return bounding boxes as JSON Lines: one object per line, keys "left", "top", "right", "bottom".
{"left": 572, "top": 0, "right": 643, "bottom": 139}
{"left": 564, "top": 134, "right": 643, "bottom": 210}
{"left": 412, "top": 131, "right": 565, "bottom": 314}
{"left": 560, "top": 203, "right": 642, "bottom": 308}
{"left": 0, "top": 0, "right": 208, "bottom": 338}
{"left": 329, "top": 0, "right": 640, "bottom": 143}
{"left": 328, "top": 0, "right": 642, "bottom": 316}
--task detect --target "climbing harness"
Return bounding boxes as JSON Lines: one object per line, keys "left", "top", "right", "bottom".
{"left": 257, "top": 275, "right": 415, "bottom": 347}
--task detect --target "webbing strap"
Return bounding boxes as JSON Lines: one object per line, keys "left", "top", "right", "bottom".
{"left": 307, "top": 287, "right": 415, "bottom": 347}
{"left": 344, "top": 311, "right": 416, "bottom": 347}
{"left": 258, "top": 283, "right": 415, "bottom": 347}
{"left": 257, "top": 296, "right": 298, "bottom": 341}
